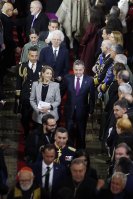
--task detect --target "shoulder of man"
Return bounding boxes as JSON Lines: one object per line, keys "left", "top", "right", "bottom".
{"left": 68, "top": 146, "right": 76, "bottom": 152}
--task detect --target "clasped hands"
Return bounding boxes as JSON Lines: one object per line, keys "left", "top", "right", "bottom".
{"left": 38, "top": 106, "right": 51, "bottom": 113}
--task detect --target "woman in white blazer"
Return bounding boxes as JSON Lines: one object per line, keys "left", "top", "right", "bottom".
{"left": 30, "top": 65, "right": 61, "bottom": 124}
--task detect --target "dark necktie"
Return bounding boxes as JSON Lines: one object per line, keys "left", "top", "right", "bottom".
{"left": 31, "top": 16, "right": 36, "bottom": 28}
{"left": 76, "top": 77, "right": 80, "bottom": 95}
{"left": 31, "top": 63, "right": 35, "bottom": 73}
{"left": 54, "top": 50, "right": 57, "bottom": 61}
{"left": 45, "top": 166, "right": 50, "bottom": 191}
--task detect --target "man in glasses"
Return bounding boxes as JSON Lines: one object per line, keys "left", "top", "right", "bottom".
{"left": 25, "top": 114, "right": 57, "bottom": 163}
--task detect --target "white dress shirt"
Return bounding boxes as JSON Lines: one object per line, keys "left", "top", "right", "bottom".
{"left": 42, "top": 161, "right": 54, "bottom": 192}
{"left": 52, "top": 46, "right": 59, "bottom": 57}
{"left": 28, "top": 61, "right": 37, "bottom": 73}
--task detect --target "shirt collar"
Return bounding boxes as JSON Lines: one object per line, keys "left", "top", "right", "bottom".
{"left": 28, "top": 61, "right": 37, "bottom": 68}
{"left": 52, "top": 46, "right": 59, "bottom": 52}
{"left": 75, "top": 75, "right": 84, "bottom": 80}
{"left": 42, "top": 161, "right": 53, "bottom": 170}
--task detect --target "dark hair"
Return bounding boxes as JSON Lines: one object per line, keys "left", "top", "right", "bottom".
{"left": 110, "top": 6, "right": 120, "bottom": 18}
{"left": 56, "top": 127, "right": 68, "bottom": 134}
{"left": 49, "top": 19, "right": 60, "bottom": 26}
{"left": 116, "top": 143, "right": 133, "bottom": 160}
{"left": 90, "top": 7, "right": 105, "bottom": 27}
{"left": 74, "top": 149, "right": 90, "bottom": 168}
{"left": 106, "top": 15, "right": 123, "bottom": 33}
{"left": 114, "top": 98, "right": 128, "bottom": 109}
{"left": 28, "top": 46, "right": 38, "bottom": 52}
{"left": 117, "top": 70, "right": 130, "bottom": 83}
{"left": 102, "top": 26, "right": 112, "bottom": 34}
{"left": 30, "top": 28, "right": 39, "bottom": 35}
{"left": 113, "top": 63, "right": 125, "bottom": 75}
{"left": 42, "top": 114, "right": 55, "bottom": 124}
{"left": 116, "top": 157, "right": 133, "bottom": 174}
{"left": 41, "top": 144, "right": 56, "bottom": 153}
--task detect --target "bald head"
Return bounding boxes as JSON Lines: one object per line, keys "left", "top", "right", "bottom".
{"left": 2, "top": 2, "right": 14, "bottom": 17}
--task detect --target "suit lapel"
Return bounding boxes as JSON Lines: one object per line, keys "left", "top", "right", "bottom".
{"left": 37, "top": 82, "right": 42, "bottom": 102}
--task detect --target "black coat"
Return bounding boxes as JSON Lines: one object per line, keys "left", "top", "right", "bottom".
{"left": 58, "top": 175, "right": 97, "bottom": 199}
{"left": 26, "top": 11, "right": 49, "bottom": 37}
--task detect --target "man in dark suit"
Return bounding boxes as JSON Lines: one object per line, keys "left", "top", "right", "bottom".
{"left": 15, "top": 46, "right": 42, "bottom": 137}
{"left": 57, "top": 158, "right": 97, "bottom": 199}
{"left": 64, "top": 60, "right": 95, "bottom": 149}
{"left": 39, "top": 19, "right": 59, "bottom": 43}
{"left": 32, "top": 144, "right": 67, "bottom": 199}
{"left": 26, "top": 0, "right": 49, "bottom": 39}
{"left": 39, "top": 30, "right": 69, "bottom": 81}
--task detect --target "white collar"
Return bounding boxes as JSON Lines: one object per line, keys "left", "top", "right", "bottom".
{"left": 42, "top": 161, "right": 53, "bottom": 170}
{"left": 52, "top": 46, "right": 59, "bottom": 51}
{"left": 28, "top": 61, "right": 37, "bottom": 68}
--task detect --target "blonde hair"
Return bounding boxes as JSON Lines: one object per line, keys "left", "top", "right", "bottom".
{"left": 39, "top": 65, "right": 54, "bottom": 82}
{"left": 111, "top": 31, "right": 123, "bottom": 46}
{"left": 116, "top": 118, "right": 132, "bottom": 133}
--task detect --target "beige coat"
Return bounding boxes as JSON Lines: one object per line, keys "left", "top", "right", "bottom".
{"left": 56, "top": 0, "right": 91, "bottom": 43}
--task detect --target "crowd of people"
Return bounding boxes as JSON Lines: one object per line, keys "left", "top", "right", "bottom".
{"left": 0, "top": 0, "right": 133, "bottom": 198}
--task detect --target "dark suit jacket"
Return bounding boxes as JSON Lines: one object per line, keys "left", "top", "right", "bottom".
{"left": 32, "top": 161, "right": 67, "bottom": 199}
{"left": 39, "top": 45, "right": 69, "bottom": 77}
{"left": 64, "top": 74, "right": 95, "bottom": 120}
{"left": 16, "top": 61, "right": 42, "bottom": 101}
{"left": 26, "top": 11, "right": 49, "bottom": 36}
{"left": 0, "top": 13, "right": 16, "bottom": 49}
{"left": 58, "top": 175, "right": 97, "bottom": 199}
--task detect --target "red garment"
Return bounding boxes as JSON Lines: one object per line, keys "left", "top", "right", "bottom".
{"left": 80, "top": 23, "right": 99, "bottom": 75}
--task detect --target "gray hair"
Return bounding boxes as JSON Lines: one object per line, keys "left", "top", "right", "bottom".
{"left": 71, "top": 158, "right": 86, "bottom": 167}
{"left": 102, "top": 39, "right": 112, "bottom": 49}
{"left": 49, "top": 30, "right": 64, "bottom": 42}
{"left": 112, "top": 172, "right": 127, "bottom": 187}
{"left": 118, "top": 83, "right": 132, "bottom": 95}
{"left": 111, "top": 44, "right": 124, "bottom": 54}
{"left": 30, "top": 0, "right": 42, "bottom": 10}
{"left": 115, "top": 54, "right": 127, "bottom": 65}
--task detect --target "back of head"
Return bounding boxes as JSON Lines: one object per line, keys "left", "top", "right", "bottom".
{"left": 118, "top": 70, "right": 130, "bottom": 83}
{"left": 111, "top": 44, "right": 124, "bottom": 55}
{"left": 110, "top": 6, "right": 120, "bottom": 17}
{"left": 118, "top": 83, "right": 132, "bottom": 95}
{"left": 115, "top": 54, "right": 127, "bottom": 65}
{"left": 116, "top": 117, "right": 132, "bottom": 133}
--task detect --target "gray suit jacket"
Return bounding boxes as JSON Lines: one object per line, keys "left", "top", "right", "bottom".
{"left": 30, "top": 81, "right": 61, "bottom": 123}
{"left": 20, "top": 40, "right": 47, "bottom": 63}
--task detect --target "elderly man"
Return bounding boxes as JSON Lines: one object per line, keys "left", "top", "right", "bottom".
{"left": 7, "top": 166, "right": 41, "bottom": 199}
{"left": 26, "top": 0, "right": 49, "bottom": 38}
{"left": 39, "top": 30, "right": 69, "bottom": 81}
{"left": 58, "top": 158, "right": 97, "bottom": 199}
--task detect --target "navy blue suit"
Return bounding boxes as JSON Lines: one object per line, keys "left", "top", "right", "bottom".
{"left": 39, "top": 45, "right": 69, "bottom": 78}
{"left": 32, "top": 161, "right": 66, "bottom": 199}
{"left": 64, "top": 74, "right": 95, "bottom": 148}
